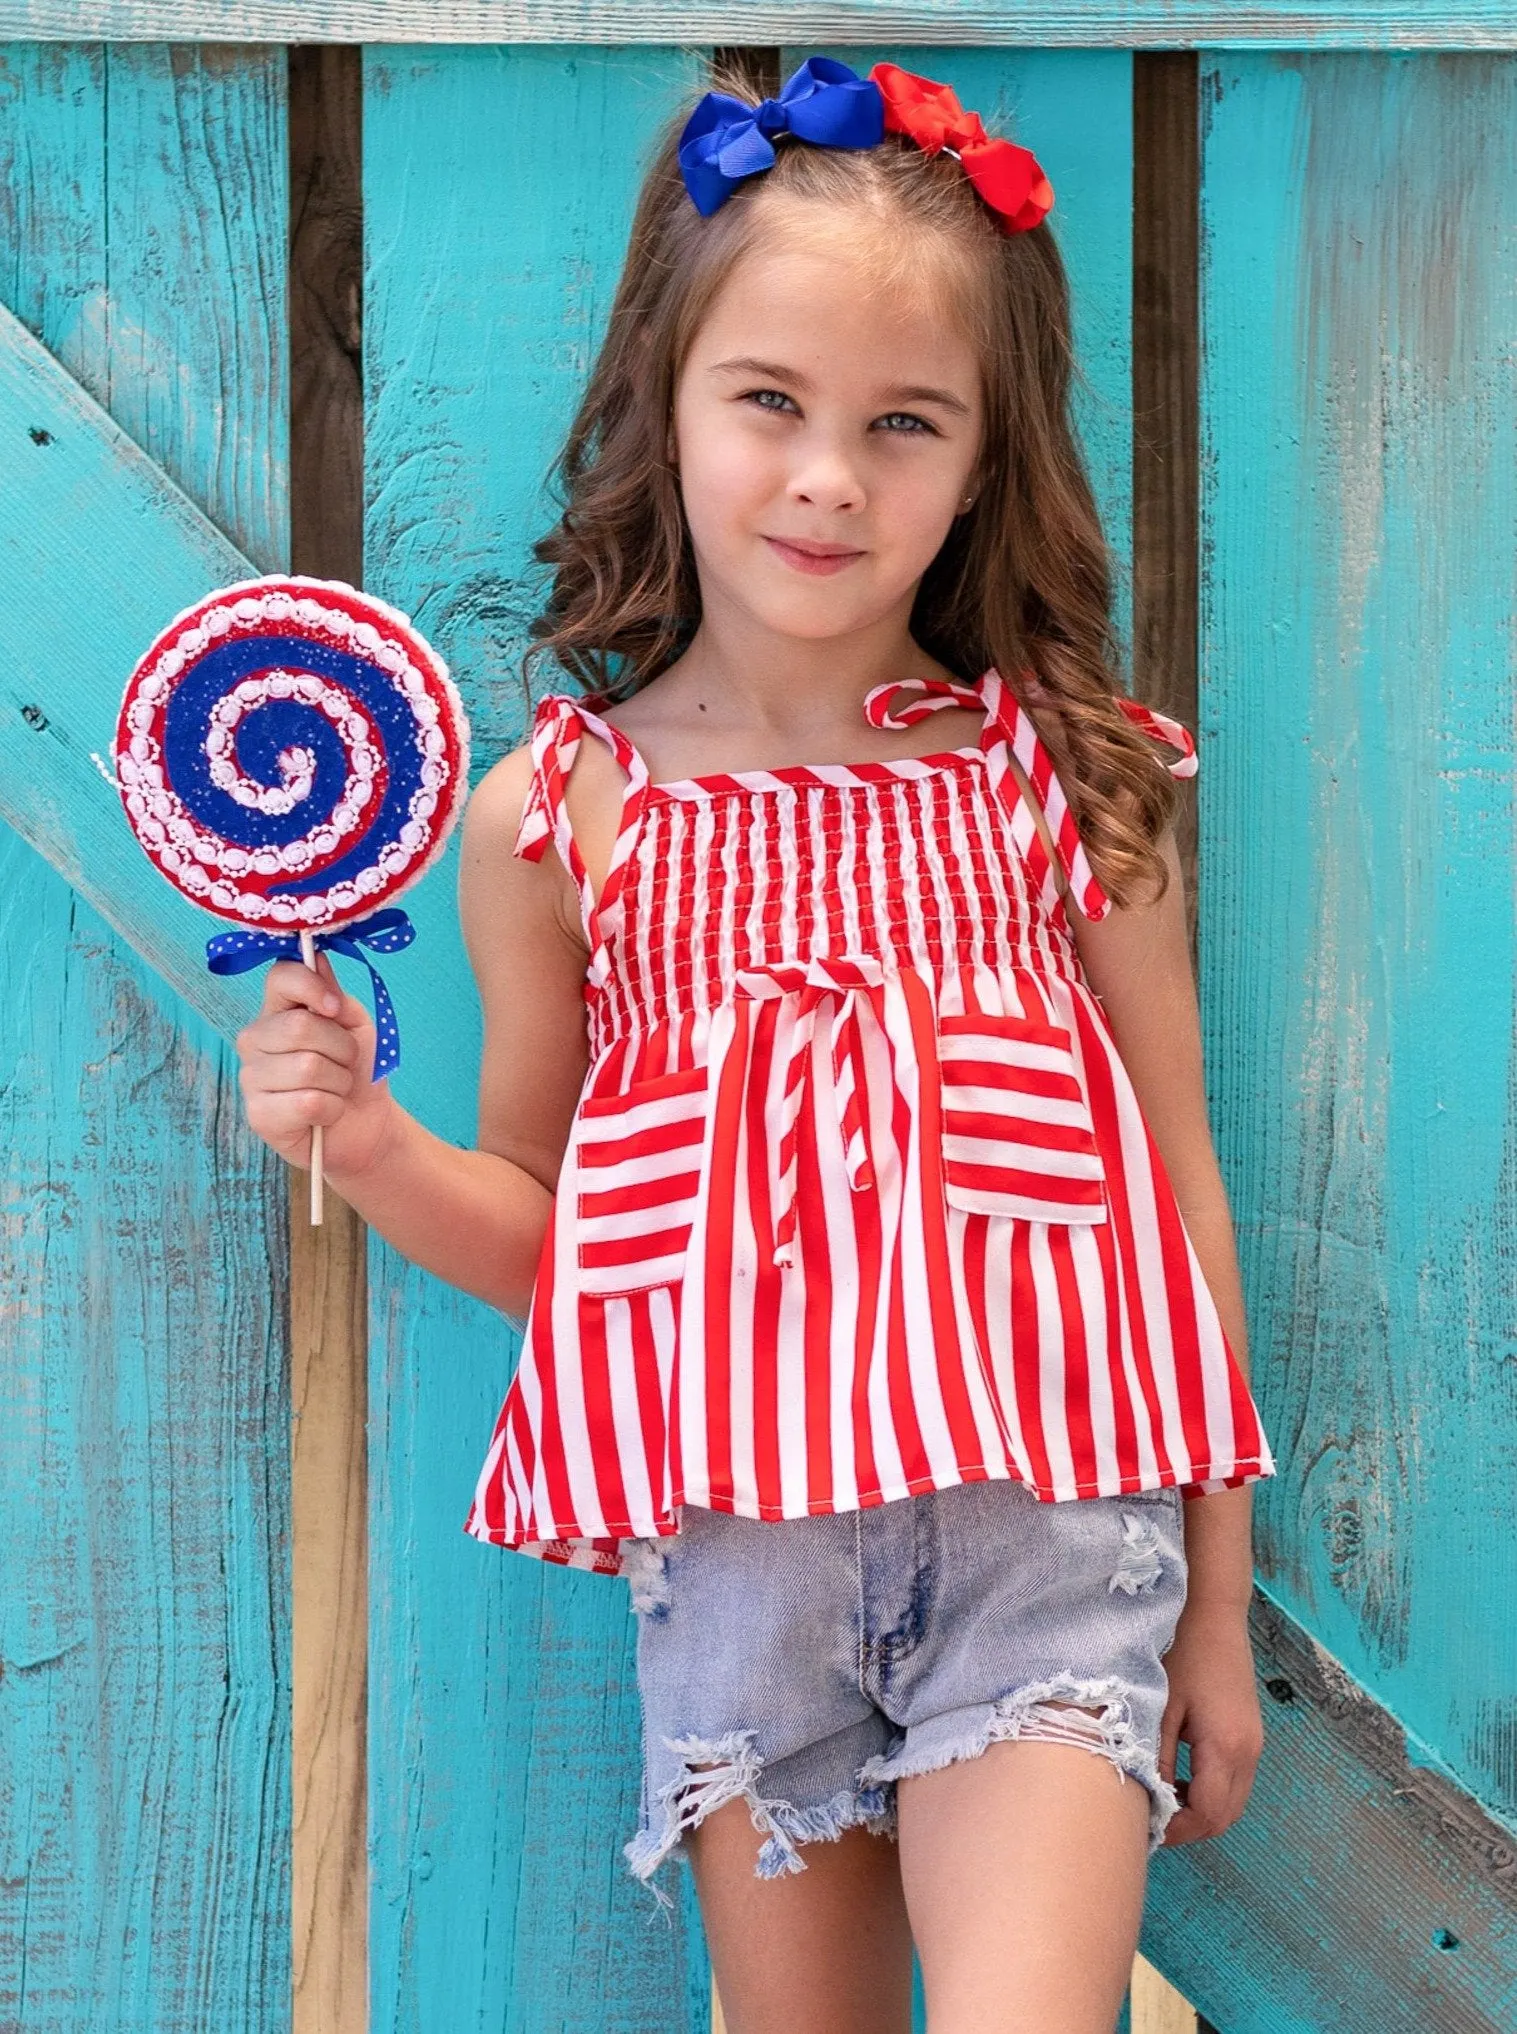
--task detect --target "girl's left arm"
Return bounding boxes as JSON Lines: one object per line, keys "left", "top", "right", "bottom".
{"left": 1068, "top": 821, "right": 1266, "bottom": 1842}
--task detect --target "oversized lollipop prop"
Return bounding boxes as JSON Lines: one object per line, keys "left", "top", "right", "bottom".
{"left": 111, "top": 575, "right": 470, "bottom": 1224}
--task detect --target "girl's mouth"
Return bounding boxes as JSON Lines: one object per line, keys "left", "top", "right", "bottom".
{"left": 763, "top": 535, "right": 866, "bottom": 577}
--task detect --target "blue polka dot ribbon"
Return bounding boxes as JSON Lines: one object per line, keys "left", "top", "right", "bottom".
{"left": 205, "top": 906, "right": 416, "bottom": 1081}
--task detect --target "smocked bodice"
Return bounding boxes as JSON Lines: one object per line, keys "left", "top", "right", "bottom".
{"left": 512, "top": 669, "right": 1122, "bottom": 1060}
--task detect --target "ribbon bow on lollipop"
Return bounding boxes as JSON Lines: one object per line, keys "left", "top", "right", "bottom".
{"left": 676, "top": 56, "right": 1053, "bottom": 235}
{"left": 206, "top": 906, "right": 416, "bottom": 1081}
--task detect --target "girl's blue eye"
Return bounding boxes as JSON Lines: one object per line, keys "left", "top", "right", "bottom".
{"left": 740, "top": 392, "right": 937, "bottom": 433}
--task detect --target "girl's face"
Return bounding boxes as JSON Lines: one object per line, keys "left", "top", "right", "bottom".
{"left": 672, "top": 208, "right": 984, "bottom": 648}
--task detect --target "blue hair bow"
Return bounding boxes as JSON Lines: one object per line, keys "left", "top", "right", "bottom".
{"left": 678, "top": 57, "right": 885, "bottom": 217}
{"left": 206, "top": 905, "right": 416, "bottom": 1081}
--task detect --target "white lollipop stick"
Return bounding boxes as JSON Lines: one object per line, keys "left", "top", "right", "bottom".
{"left": 298, "top": 929, "right": 326, "bottom": 1227}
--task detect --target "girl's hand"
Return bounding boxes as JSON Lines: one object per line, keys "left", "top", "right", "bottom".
{"left": 235, "top": 951, "right": 398, "bottom": 1180}
{"left": 1155, "top": 1596, "right": 1266, "bottom": 1845}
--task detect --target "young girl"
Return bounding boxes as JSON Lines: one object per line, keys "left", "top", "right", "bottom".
{"left": 237, "top": 55, "right": 1275, "bottom": 2034}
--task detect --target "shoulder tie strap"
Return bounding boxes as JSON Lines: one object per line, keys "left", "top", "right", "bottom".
{"left": 863, "top": 674, "right": 986, "bottom": 728}
{"left": 513, "top": 693, "right": 583, "bottom": 865}
{"left": 1113, "top": 694, "right": 1198, "bottom": 777}
{"left": 978, "top": 668, "right": 1112, "bottom": 926}
{"left": 512, "top": 692, "right": 649, "bottom": 981}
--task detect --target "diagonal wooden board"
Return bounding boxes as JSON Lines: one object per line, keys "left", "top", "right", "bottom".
{"left": 1145, "top": 1588, "right": 1517, "bottom": 2032}
{"left": 0, "top": 298, "right": 273, "bottom": 1040}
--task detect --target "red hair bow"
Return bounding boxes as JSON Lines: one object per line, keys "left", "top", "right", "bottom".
{"left": 869, "top": 62, "right": 1053, "bottom": 233}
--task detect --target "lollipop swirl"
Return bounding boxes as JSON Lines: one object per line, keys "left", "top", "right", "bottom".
{"left": 116, "top": 583, "right": 468, "bottom": 932}
{"left": 163, "top": 633, "right": 438, "bottom": 898}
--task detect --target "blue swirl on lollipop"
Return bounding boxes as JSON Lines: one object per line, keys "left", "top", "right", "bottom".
{"left": 161, "top": 632, "right": 429, "bottom": 897}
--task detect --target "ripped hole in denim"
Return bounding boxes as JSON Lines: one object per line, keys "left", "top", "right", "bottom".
{"left": 620, "top": 1536, "right": 672, "bottom": 1619}
{"left": 624, "top": 1728, "right": 894, "bottom": 1908}
{"left": 1109, "top": 1509, "right": 1166, "bottom": 1595}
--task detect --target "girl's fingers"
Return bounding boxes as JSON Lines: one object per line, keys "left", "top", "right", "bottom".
{"left": 1166, "top": 1734, "right": 1254, "bottom": 1842}
{"left": 263, "top": 954, "right": 344, "bottom": 1018}
{"left": 237, "top": 1008, "right": 361, "bottom": 1072}
{"left": 282, "top": 1087, "right": 350, "bottom": 1128}
{"left": 268, "top": 1004, "right": 361, "bottom": 1061}
{"left": 241, "top": 1046, "right": 354, "bottom": 1097}
{"left": 1156, "top": 1703, "right": 1182, "bottom": 1785}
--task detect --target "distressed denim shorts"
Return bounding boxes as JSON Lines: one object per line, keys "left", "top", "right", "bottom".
{"left": 619, "top": 1476, "right": 1188, "bottom": 1903}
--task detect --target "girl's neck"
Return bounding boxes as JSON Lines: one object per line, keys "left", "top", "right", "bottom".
{"left": 657, "top": 607, "right": 954, "bottom": 737}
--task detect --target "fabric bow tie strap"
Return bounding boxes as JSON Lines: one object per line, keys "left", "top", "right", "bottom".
{"left": 733, "top": 951, "right": 896, "bottom": 1270}
{"left": 678, "top": 56, "right": 1053, "bottom": 235}
{"left": 206, "top": 905, "right": 416, "bottom": 1081}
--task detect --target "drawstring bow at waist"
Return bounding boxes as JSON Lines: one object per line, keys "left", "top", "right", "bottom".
{"left": 731, "top": 952, "right": 903, "bottom": 1268}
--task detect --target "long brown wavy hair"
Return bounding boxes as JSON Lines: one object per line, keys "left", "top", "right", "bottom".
{"left": 526, "top": 59, "right": 1182, "bottom": 908}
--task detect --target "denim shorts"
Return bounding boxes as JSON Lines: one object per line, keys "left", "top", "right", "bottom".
{"left": 619, "top": 1476, "right": 1188, "bottom": 1903}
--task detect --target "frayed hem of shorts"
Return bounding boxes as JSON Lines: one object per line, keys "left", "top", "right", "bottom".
{"left": 624, "top": 1727, "right": 896, "bottom": 1908}
{"left": 856, "top": 1673, "right": 1181, "bottom": 1856}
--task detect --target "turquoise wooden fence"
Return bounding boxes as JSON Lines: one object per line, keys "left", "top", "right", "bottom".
{"left": 1, "top": 15, "right": 1514, "bottom": 2033}
{"left": 0, "top": 45, "right": 292, "bottom": 2029}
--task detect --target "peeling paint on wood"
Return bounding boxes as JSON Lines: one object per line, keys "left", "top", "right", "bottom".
{"left": 1145, "top": 1588, "right": 1517, "bottom": 2030}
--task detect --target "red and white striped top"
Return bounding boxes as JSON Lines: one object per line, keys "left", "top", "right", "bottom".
{"left": 465, "top": 668, "right": 1275, "bottom": 1575}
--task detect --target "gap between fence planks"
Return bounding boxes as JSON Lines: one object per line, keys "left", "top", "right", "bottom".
{"left": 288, "top": 42, "right": 369, "bottom": 2034}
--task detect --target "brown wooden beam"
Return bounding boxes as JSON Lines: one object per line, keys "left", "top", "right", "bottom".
{"left": 287, "top": 42, "right": 369, "bottom": 2034}
{"left": 1132, "top": 49, "right": 1200, "bottom": 957}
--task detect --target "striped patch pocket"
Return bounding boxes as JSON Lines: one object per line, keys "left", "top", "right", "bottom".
{"left": 575, "top": 1063, "right": 710, "bottom": 1297}
{"left": 937, "top": 1011, "right": 1108, "bottom": 1224}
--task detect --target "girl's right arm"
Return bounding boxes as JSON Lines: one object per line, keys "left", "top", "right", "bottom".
{"left": 233, "top": 743, "right": 593, "bottom": 1321}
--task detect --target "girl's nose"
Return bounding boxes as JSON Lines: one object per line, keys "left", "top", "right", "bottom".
{"left": 786, "top": 447, "right": 865, "bottom": 516}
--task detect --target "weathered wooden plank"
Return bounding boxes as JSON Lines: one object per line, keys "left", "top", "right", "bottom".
{"left": 0, "top": 57, "right": 293, "bottom": 1042}
{"left": 1130, "top": 1959, "right": 1203, "bottom": 2033}
{"left": 0, "top": 832, "right": 294, "bottom": 2034}
{"left": 3, "top": 3, "right": 1517, "bottom": 51}
{"left": 1126, "top": 58, "right": 1212, "bottom": 2034}
{"left": 287, "top": 42, "right": 369, "bottom": 2034}
{"left": 0, "top": 304, "right": 261, "bottom": 1033}
{"left": 1148, "top": 1588, "right": 1517, "bottom": 2031}
{"left": 0, "top": 41, "right": 291, "bottom": 2031}
{"left": 362, "top": 44, "right": 713, "bottom": 2031}
{"left": 1140, "top": 49, "right": 1517, "bottom": 2033}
